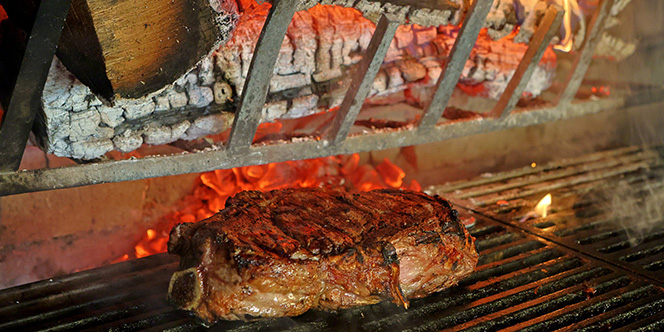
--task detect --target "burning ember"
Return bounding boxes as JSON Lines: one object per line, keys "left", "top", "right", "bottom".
{"left": 126, "top": 154, "right": 420, "bottom": 260}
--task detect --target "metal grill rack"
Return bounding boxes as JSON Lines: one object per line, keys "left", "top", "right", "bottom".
{"left": 433, "top": 145, "right": 664, "bottom": 285}
{"left": 1, "top": 200, "right": 664, "bottom": 331}
{"left": 3, "top": 0, "right": 657, "bottom": 197}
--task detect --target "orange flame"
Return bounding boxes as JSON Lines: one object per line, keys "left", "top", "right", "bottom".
{"left": 117, "top": 154, "right": 420, "bottom": 262}
{"left": 535, "top": 193, "right": 552, "bottom": 218}
{"left": 553, "top": 0, "right": 579, "bottom": 52}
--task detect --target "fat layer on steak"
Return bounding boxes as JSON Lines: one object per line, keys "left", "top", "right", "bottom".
{"left": 167, "top": 188, "right": 478, "bottom": 323}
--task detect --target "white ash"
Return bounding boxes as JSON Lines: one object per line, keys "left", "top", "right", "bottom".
{"left": 118, "top": 99, "right": 155, "bottom": 121}
{"left": 40, "top": 59, "right": 233, "bottom": 159}
{"left": 282, "top": 94, "right": 320, "bottom": 119}
{"left": 113, "top": 129, "right": 143, "bottom": 153}
{"left": 385, "top": 66, "right": 405, "bottom": 89}
{"left": 276, "top": 35, "right": 296, "bottom": 75}
{"left": 182, "top": 113, "right": 234, "bottom": 140}
{"left": 408, "top": 8, "right": 453, "bottom": 28}
{"left": 44, "top": 108, "right": 70, "bottom": 144}
{"left": 69, "top": 109, "right": 101, "bottom": 142}
{"left": 262, "top": 101, "right": 289, "bottom": 122}
{"left": 167, "top": 90, "right": 189, "bottom": 109}
{"left": 154, "top": 93, "right": 171, "bottom": 112}
{"left": 92, "top": 126, "right": 115, "bottom": 140}
{"left": 479, "top": 65, "right": 555, "bottom": 100}
{"left": 270, "top": 73, "right": 311, "bottom": 93}
{"left": 143, "top": 120, "right": 192, "bottom": 145}
{"left": 70, "top": 139, "right": 114, "bottom": 160}
{"left": 98, "top": 105, "right": 124, "bottom": 127}
{"left": 186, "top": 85, "right": 215, "bottom": 108}
{"left": 312, "top": 68, "right": 344, "bottom": 84}
{"left": 69, "top": 85, "right": 90, "bottom": 113}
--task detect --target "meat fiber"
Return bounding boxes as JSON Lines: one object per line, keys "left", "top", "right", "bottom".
{"left": 167, "top": 188, "right": 478, "bottom": 323}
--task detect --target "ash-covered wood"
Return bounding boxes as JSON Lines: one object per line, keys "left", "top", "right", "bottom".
{"left": 56, "top": 0, "right": 239, "bottom": 101}
{"left": 36, "top": 0, "right": 632, "bottom": 160}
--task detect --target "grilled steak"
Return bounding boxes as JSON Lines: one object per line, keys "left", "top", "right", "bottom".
{"left": 167, "top": 188, "right": 478, "bottom": 323}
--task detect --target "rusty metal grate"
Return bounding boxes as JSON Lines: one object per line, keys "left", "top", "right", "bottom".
{"left": 1, "top": 208, "right": 663, "bottom": 331}
{"left": 2, "top": 0, "right": 648, "bottom": 197}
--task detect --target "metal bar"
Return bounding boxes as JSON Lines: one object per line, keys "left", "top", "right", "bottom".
{"left": 454, "top": 150, "right": 658, "bottom": 199}
{"left": 224, "top": 0, "right": 299, "bottom": 153}
{"left": 416, "top": 0, "right": 494, "bottom": 131}
{"left": 323, "top": 15, "right": 399, "bottom": 146}
{"left": 489, "top": 5, "right": 564, "bottom": 119}
{"left": 473, "top": 162, "right": 655, "bottom": 206}
{"left": 555, "top": 0, "right": 615, "bottom": 107}
{"left": 0, "top": 97, "right": 633, "bottom": 197}
{"left": 433, "top": 146, "right": 643, "bottom": 193}
{"left": 0, "top": 0, "right": 72, "bottom": 171}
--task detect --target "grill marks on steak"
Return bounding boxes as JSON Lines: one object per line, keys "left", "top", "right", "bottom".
{"left": 168, "top": 188, "right": 478, "bottom": 323}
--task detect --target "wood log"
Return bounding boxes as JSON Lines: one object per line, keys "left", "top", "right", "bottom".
{"left": 56, "top": 0, "right": 238, "bottom": 102}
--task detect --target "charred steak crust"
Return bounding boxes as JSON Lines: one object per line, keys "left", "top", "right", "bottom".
{"left": 167, "top": 188, "right": 478, "bottom": 323}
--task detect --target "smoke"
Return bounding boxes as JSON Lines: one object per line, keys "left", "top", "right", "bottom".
{"left": 577, "top": 146, "right": 664, "bottom": 247}
{"left": 608, "top": 172, "right": 664, "bottom": 246}
{"left": 611, "top": 105, "right": 664, "bottom": 246}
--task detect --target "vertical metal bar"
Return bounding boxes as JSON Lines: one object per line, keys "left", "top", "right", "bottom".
{"left": 0, "top": 0, "right": 72, "bottom": 172}
{"left": 555, "top": 0, "right": 615, "bottom": 107}
{"left": 416, "top": 0, "right": 494, "bottom": 131}
{"left": 323, "top": 15, "right": 400, "bottom": 146}
{"left": 225, "top": 0, "right": 299, "bottom": 153}
{"left": 490, "top": 5, "right": 564, "bottom": 119}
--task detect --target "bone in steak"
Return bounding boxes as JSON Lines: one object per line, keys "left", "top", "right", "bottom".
{"left": 167, "top": 188, "right": 478, "bottom": 323}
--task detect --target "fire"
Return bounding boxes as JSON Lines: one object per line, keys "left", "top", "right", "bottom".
{"left": 553, "top": 0, "right": 581, "bottom": 52}
{"left": 134, "top": 228, "right": 169, "bottom": 258}
{"left": 120, "top": 154, "right": 420, "bottom": 262}
{"left": 535, "top": 193, "right": 553, "bottom": 218}
{"left": 0, "top": 5, "right": 7, "bottom": 22}
{"left": 591, "top": 85, "right": 610, "bottom": 96}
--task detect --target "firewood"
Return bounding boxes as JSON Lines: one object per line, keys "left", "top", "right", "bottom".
{"left": 56, "top": 0, "right": 238, "bottom": 102}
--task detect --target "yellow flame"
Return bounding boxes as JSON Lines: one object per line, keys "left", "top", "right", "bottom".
{"left": 535, "top": 194, "right": 552, "bottom": 218}
{"left": 554, "top": 0, "right": 575, "bottom": 52}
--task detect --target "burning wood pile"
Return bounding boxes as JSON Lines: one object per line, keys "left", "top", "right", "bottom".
{"left": 33, "top": 0, "right": 634, "bottom": 160}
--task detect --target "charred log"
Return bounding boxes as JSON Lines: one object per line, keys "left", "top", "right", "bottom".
{"left": 56, "top": 0, "right": 238, "bottom": 101}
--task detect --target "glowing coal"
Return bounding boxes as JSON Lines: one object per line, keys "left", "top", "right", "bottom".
{"left": 124, "top": 154, "right": 420, "bottom": 261}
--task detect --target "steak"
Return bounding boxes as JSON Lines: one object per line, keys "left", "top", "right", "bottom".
{"left": 167, "top": 188, "right": 478, "bottom": 323}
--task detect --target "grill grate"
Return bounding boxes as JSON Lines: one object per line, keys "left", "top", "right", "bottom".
{"left": 2, "top": 145, "right": 664, "bottom": 331}
{"left": 434, "top": 145, "right": 664, "bottom": 284}
{"left": 2, "top": 212, "right": 664, "bottom": 331}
